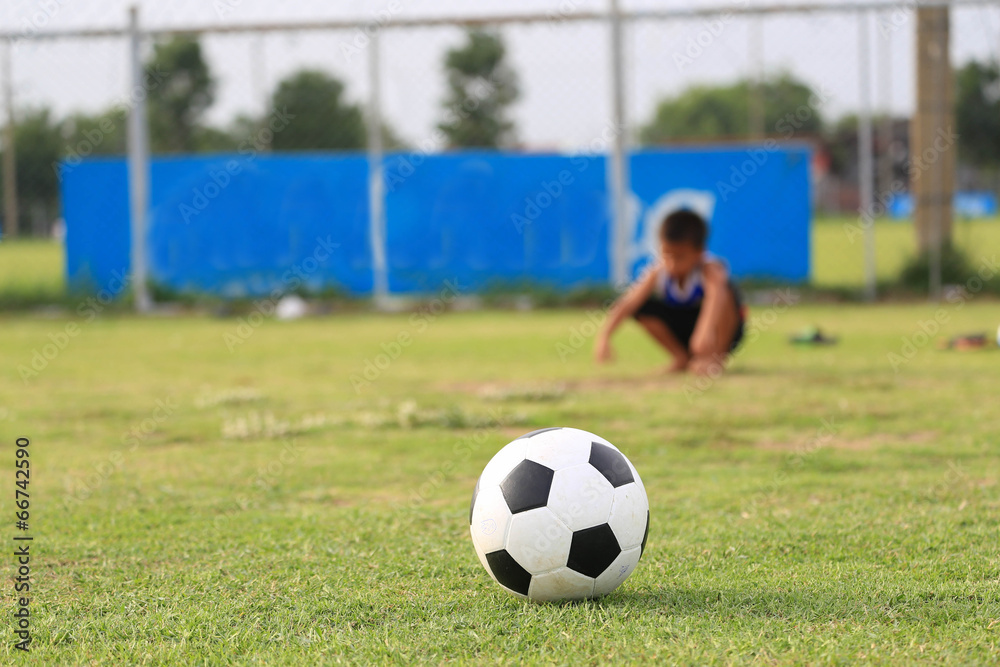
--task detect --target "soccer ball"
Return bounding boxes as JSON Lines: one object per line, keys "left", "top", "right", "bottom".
{"left": 469, "top": 427, "right": 649, "bottom": 602}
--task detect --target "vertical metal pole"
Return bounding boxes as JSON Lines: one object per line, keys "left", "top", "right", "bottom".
{"left": 251, "top": 34, "right": 269, "bottom": 146}
{"left": 2, "top": 38, "right": 17, "bottom": 239}
{"left": 366, "top": 29, "right": 389, "bottom": 306}
{"left": 608, "top": 0, "right": 630, "bottom": 287}
{"left": 858, "top": 10, "right": 876, "bottom": 301}
{"left": 877, "top": 12, "right": 893, "bottom": 208}
{"left": 749, "top": 18, "right": 765, "bottom": 139}
{"left": 127, "top": 6, "right": 153, "bottom": 312}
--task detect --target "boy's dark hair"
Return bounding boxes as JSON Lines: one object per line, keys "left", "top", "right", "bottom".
{"left": 659, "top": 209, "right": 708, "bottom": 249}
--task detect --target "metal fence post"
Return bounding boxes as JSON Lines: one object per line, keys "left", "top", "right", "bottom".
{"left": 858, "top": 10, "right": 876, "bottom": 301}
{"left": 608, "top": 0, "right": 630, "bottom": 288}
{"left": 127, "top": 6, "right": 153, "bottom": 312}
{"left": 367, "top": 29, "right": 389, "bottom": 307}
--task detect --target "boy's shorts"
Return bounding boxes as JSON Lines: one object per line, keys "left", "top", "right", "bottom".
{"left": 632, "top": 282, "right": 746, "bottom": 353}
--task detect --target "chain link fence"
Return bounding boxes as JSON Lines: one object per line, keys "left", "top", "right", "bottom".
{"left": 2, "top": 0, "right": 998, "bottom": 295}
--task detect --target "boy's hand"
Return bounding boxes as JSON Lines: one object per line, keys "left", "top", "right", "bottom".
{"left": 594, "top": 337, "right": 614, "bottom": 363}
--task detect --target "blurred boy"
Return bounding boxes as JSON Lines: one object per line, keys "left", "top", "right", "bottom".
{"left": 594, "top": 210, "right": 745, "bottom": 375}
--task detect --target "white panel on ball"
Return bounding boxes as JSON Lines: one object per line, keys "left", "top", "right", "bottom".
{"left": 477, "top": 439, "right": 528, "bottom": 488}
{"left": 566, "top": 428, "right": 619, "bottom": 456}
{"left": 505, "top": 507, "right": 573, "bottom": 574}
{"left": 547, "top": 464, "right": 615, "bottom": 532}
{"left": 593, "top": 547, "right": 641, "bottom": 597}
{"left": 470, "top": 485, "right": 513, "bottom": 554}
{"left": 528, "top": 567, "right": 596, "bottom": 602}
{"left": 524, "top": 430, "right": 593, "bottom": 470}
{"left": 608, "top": 484, "right": 649, "bottom": 551}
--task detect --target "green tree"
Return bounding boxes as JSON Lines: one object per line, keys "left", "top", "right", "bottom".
{"left": 817, "top": 113, "right": 909, "bottom": 188}
{"left": 63, "top": 106, "right": 239, "bottom": 156}
{"left": 192, "top": 126, "right": 240, "bottom": 152}
{"left": 61, "top": 109, "right": 128, "bottom": 157}
{"left": 0, "top": 108, "right": 63, "bottom": 234}
{"left": 955, "top": 60, "right": 1000, "bottom": 168}
{"left": 640, "top": 74, "right": 823, "bottom": 144}
{"left": 268, "top": 70, "right": 366, "bottom": 151}
{"left": 825, "top": 114, "right": 862, "bottom": 180}
{"left": 379, "top": 123, "right": 407, "bottom": 151}
{"left": 146, "top": 35, "right": 216, "bottom": 153}
{"left": 438, "top": 30, "right": 519, "bottom": 148}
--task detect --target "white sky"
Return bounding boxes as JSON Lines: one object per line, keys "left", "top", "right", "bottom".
{"left": 5, "top": 0, "right": 1000, "bottom": 150}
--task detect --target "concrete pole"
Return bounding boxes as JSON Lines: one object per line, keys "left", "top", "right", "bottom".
{"left": 912, "top": 6, "right": 954, "bottom": 300}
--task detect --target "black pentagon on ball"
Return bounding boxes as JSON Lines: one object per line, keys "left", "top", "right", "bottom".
{"left": 640, "top": 510, "right": 650, "bottom": 556}
{"left": 469, "top": 475, "right": 481, "bottom": 525}
{"left": 589, "top": 442, "right": 634, "bottom": 488}
{"left": 567, "top": 523, "right": 621, "bottom": 578}
{"left": 500, "top": 459, "right": 554, "bottom": 514}
{"left": 485, "top": 549, "right": 532, "bottom": 596}
{"left": 514, "top": 427, "right": 563, "bottom": 440}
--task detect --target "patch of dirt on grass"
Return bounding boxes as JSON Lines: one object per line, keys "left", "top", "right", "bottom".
{"left": 440, "top": 366, "right": 772, "bottom": 398}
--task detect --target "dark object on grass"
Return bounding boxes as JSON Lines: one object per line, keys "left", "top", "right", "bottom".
{"left": 790, "top": 326, "right": 839, "bottom": 345}
{"left": 937, "top": 333, "right": 989, "bottom": 350}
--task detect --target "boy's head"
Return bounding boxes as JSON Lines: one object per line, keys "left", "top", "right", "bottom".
{"left": 659, "top": 209, "right": 708, "bottom": 278}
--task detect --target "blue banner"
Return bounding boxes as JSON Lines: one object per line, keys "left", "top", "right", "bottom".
{"left": 63, "top": 146, "right": 811, "bottom": 297}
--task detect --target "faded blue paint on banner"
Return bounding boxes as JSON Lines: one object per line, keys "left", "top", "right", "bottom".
{"left": 62, "top": 146, "right": 811, "bottom": 298}
{"left": 629, "top": 145, "right": 812, "bottom": 283}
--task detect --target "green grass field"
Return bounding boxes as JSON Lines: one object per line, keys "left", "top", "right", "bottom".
{"left": 2, "top": 300, "right": 999, "bottom": 663}
{"left": 0, "top": 238, "right": 64, "bottom": 301}
{"left": 811, "top": 217, "right": 1000, "bottom": 288}
{"left": 3, "top": 218, "right": 999, "bottom": 304}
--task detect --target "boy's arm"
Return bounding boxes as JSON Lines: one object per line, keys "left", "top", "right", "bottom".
{"left": 594, "top": 264, "right": 659, "bottom": 363}
{"left": 689, "top": 261, "right": 730, "bottom": 356}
